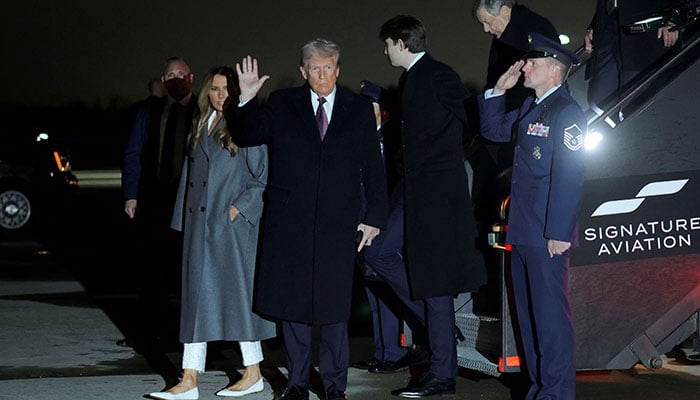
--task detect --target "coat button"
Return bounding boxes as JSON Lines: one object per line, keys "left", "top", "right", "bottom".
{"left": 203, "top": 181, "right": 207, "bottom": 187}
{"left": 188, "top": 207, "right": 192, "bottom": 213}
{"left": 200, "top": 206, "right": 206, "bottom": 212}
{"left": 189, "top": 182, "right": 193, "bottom": 187}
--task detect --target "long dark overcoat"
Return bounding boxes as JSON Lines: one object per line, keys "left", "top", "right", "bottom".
{"left": 171, "top": 117, "right": 276, "bottom": 343}
{"left": 486, "top": 4, "right": 558, "bottom": 111}
{"left": 228, "top": 84, "right": 388, "bottom": 324}
{"left": 399, "top": 54, "right": 486, "bottom": 299}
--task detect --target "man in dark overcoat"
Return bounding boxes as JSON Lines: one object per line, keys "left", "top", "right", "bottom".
{"left": 372, "top": 15, "right": 487, "bottom": 398}
{"left": 472, "top": 0, "right": 559, "bottom": 173}
{"left": 121, "top": 57, "right": 197, "bottom": 347}
{"left": 227, "top": 39, "right": 388, "bottom": 400}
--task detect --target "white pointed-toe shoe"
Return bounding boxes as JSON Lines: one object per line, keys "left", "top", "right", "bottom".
{"left": 215, "top": 378, "right": 264, "bottom": 397}
{"left": 149, "top": 387, "right": 199, "bottom": 400}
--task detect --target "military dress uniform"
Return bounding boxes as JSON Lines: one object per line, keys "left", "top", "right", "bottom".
{"left": 478, "top": 33, "right": 587, "bottom": 400}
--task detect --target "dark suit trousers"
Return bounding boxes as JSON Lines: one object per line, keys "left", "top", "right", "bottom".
{"left": 510, "top": 245, "right": 576, "bottom": 400}
{"left": 364, "top": 183, "right": 457, "bottom": 378}
{"left": 588, "top": 14, "right": 639, "bottom": 109}
{"left": 282, "top": 320, "right": 349, "bottom": 391}
{"left": 364, "top": 283, "right": 408, "bottom": 362}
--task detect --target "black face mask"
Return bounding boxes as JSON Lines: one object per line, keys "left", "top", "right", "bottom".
{"left": 164, "top": 77, "right": 191, "bottom": 101}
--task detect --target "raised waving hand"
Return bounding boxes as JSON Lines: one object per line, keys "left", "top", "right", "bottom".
{"left": 235, "top": 55, "right": 270, "bottom": 104}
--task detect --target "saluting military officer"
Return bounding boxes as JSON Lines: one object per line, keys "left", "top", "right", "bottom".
{"left": 478, "top": 32, "right": 586, "bottom": 400}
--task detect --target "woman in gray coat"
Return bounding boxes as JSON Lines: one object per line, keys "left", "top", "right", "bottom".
{"left": 150, "top": 66, "right": 275, "bottom": 400}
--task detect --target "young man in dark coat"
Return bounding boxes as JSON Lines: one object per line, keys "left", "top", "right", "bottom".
{"left": 228, "top": 39, "right": 388, "bottom": 400}
{"left": 372, "top": 15, "right": 487, "bottom": 398}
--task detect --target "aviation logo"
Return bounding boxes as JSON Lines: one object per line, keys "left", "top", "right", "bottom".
{"left": 577, "top": 175, "right": 700, "bottom": 264}
{"left": 591, "top": 179, "right": 688, "bottom": 217}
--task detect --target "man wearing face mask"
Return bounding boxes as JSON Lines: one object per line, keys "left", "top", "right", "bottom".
{"left": 121, "top": 56, "right": 198, "bottom": 349}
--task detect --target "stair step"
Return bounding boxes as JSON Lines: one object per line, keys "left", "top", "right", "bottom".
{"left": 455, "top": 312, "right": 502, "bottom": 376}
{"left": 457, "top": 346, "right": 500, "bottom": 377}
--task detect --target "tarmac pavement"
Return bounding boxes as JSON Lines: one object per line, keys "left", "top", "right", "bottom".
{"left": 2, "top": 239, "right": 700, "bottom": 400}
{"left": 1, "top": 182, "right": 699, "bottom": 399}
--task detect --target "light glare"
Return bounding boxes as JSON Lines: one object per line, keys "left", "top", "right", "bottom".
{"left": 585, "top": 131, "right": 603, "bottom": 150}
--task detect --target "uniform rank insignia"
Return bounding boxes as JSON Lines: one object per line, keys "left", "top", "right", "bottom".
{"left": 527, "top": 122, "right": 549, "bottom": 137}
{"left": 563, "top": 124, "right": 584, "bottom": 151}
{"left": 532, "top": 146, "right": 541, "bottom": 160}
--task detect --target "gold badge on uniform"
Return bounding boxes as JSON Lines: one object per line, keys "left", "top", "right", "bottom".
{"left": 532, "top": 146, "right": 541, "bottom": 160}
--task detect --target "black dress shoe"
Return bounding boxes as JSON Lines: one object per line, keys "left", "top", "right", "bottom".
{"left": 369, "top": 353, "right": 411, "bottom": 374}
{"left": 325, "top": 384, "right": 347, "bottom": 400}
{"left": 278, "top": 385, "right": 309, "bottom": 400}
{"left": 351, "top": 356, "right": 380, "bottom": 370}
{"left": 408, "top": 345, "right": 430, "bottom": 364}
{"left": 391, "top": 373, "right": 456, "bottom": 398}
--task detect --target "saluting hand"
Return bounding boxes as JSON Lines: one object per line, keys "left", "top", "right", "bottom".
{"left": 493, "top": 60, "right": 525, "bottom": 95}
{"left": 235, "top": 55, "right": 270, "bottom": 104}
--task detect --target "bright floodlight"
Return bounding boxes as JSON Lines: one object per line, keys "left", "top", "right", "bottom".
{"left": 585, "top": 131, "right": 603, "bottom": 150}
{"left": 559, "top": 34, "right": 571, "bottom": 45}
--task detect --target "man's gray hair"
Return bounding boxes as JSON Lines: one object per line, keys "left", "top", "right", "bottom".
{"left": 472, "top": 0, "right": 516, "bottom": 18}
{"left": 300, "top": 38, "right": 341, "bottom": 68}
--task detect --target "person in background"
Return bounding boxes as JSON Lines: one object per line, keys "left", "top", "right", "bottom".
{"left": 585, "top": 0, "right": 680, "bottom": 111}
{"left": 120, "top": 57, "right": 198, "bottom": 349}
{"left": 148, "top": 66, "right": 275, "bottom": 400}
{"left": 478, "top": 32, "right": 586, "bottom": 399}
{"left": 472, "top": 0, "right": 559, "bottom": 174}
{"left": 114, "top": 75, "right": 168, "bottom": 349}
{"left": 147, "top": 76, "right": 167, "bottom": 100}
{"left": 375, "top": 15, "right": 486, "bottom": 398}
{"left": 227, "top": 38, "right": 388, "bottom": 400}
{"left": 131, "top": 77, "right": 167, "bottom": 114}
{"left": 353, "top": 80, "right": 413, "bottom": 375}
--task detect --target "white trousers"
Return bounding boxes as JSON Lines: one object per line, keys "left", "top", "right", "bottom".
{"left": 182, "top": 341, "right": 263, "bottom": 373}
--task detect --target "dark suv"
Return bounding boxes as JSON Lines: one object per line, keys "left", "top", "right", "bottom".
{"left": 0, "top": 132, "right": 77, "bottom": 240}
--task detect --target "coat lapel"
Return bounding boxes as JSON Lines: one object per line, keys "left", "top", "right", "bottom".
{"left": 291, "top": 85, "right": 322, "bottom": 141}
{"left": 326, "top": 86, "right": 351, "bottom": 141}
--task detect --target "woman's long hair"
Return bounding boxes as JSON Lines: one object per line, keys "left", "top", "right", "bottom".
{"left": 188, "top": 66, "right": 239, "bottom": 156}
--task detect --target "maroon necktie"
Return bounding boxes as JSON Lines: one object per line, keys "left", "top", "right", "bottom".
{"left": 316, "top": 97, "right": 328, "bottom": 140}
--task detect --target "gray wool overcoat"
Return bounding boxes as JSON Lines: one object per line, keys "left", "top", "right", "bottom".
{"left": 171, "top": 117, "right": 276, "bottom": 343}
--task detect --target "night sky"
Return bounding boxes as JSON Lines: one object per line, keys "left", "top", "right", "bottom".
{"left": 4, "top": 1, "right": 593, "bottom": 108}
